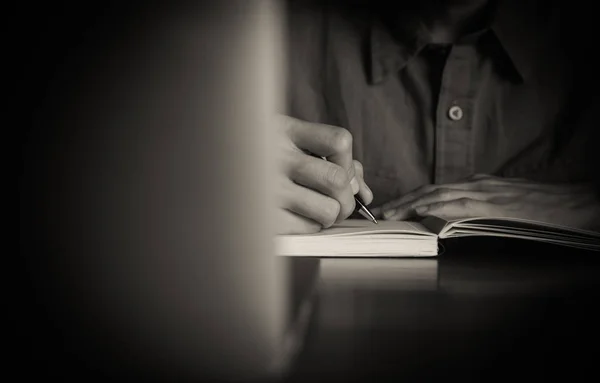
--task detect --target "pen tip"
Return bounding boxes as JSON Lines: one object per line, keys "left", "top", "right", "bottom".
{"left": 357, "top": 206, "right": 378, "bottom": 224}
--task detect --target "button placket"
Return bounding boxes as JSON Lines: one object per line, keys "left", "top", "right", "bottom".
{"left": 434, "top": 45, "right": 475, "bottom": 184}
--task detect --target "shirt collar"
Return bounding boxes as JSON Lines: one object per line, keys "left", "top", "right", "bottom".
{"left": 368, "top": 13, "right": 430, "bottom": 85}
{"left": 490, "top": 0, "right": 550, "bottom": 82}
{"left": 368, "top": 0, "right": 549, "bottom": 85}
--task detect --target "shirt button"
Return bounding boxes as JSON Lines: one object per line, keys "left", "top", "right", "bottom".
{"left": 448, "top": 105, "right": 463, "bottom": 121}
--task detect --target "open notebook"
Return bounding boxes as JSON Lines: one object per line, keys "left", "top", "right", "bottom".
{"left": 275, "top": 216, "right": 600, "bottom": 257}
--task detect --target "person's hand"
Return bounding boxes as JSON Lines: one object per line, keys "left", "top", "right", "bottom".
{"left": 373, "top": 174, "right": 600, "bottom": 230}
{"left": 275, "top": 115, "right": 373, "bottom": 234}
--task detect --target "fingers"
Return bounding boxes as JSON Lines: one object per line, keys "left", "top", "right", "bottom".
{"left": 276, "top": 209, "right": 321, "bottom": 235}
{"left": 281, "top": 181, "right": 343, "bottom": 228}
{"left": 385, "top": 188, "right": 495, "bottom": 221}
{"left": 374, "top": 173, "right": 581, "bottom": 225}
{"left": 379, "top": 174, "right": 522, "bottom": 219}
{"left": 380, "top": 182, "right": 476, "bottom": 218}
{"left": 283, "top": 116, "right": 359, "bottom": 194}
{"left": 353, "top": 160, "right": 373, "bottom": 205}
{"left": 415, "top": 198, "right": 492, "bottom": 220}
{"left": 380, "top": 184, "right": 436, "bottom": 214}
{"left": 276, "top": 115, "right": 376, "bottom": 231}
{"left": 288, "top": 153, "right": 356, "bottom": 221}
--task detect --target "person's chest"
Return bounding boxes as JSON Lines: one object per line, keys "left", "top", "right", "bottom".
{"left": 318, "top": 17, "right": 573, "bottom": 207}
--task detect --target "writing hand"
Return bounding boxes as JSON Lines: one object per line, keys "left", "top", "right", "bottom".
{"left": 275, "top": 115, "right": 373, "bottom": 234}
{"left": 374, "top": 174, "right": 600, "bottom": 230}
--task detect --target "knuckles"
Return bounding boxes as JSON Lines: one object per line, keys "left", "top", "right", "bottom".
{"left": 323, "top": 163, "right": 350, "bottom": 191}
{"left": 433, "top": 187, "right": 452, "bottom": 199}
{"left": 329, "top": 128, "right": 353, "bottom": 154}
{"left": 455, "top": 197, "right": 472, "bottom": 208}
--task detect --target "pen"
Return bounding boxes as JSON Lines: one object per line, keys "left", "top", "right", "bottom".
{"left": 354, "top": 193, "right": 378, "bottom": 224}
{"left": 313, "top": 154, "right": 378, "bottom": 224}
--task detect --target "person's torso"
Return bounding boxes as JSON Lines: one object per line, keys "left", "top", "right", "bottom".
{"left": 285, "top": 0, "right": 597, "bottom": 207}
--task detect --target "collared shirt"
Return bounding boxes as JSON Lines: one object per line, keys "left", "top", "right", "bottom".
{"left": 284, "top": 0, "right": 600, "bottom": 207}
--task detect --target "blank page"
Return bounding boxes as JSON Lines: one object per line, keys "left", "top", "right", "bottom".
{"left": 289, "top": 219, "right": 436, "bottom": 237}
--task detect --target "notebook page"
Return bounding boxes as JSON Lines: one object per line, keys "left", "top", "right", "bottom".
{"left": 439, "top": 216, "right": 600, "bottom": 240}
{"left": 286, "top": 219, "right": 437, "bottom": 238}
{"left": 444, "top": 226, "right": 600, "bottom": 245}
{"left": 451, "top": 223, "right": 598, "bottom": 242}
{"left": 419, "top": 215, "right": 452, "bottom": 235}
{"left": 442, "top": 229, "right": 600, "bottom": 251}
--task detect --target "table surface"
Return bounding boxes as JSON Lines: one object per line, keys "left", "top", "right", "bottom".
{"left": 285, "top": 237, "right": 600, "bottom": 382}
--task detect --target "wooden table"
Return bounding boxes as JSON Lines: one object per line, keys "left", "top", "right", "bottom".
{"left": 286, "top": 238, "right": 600, "bottom": 382}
